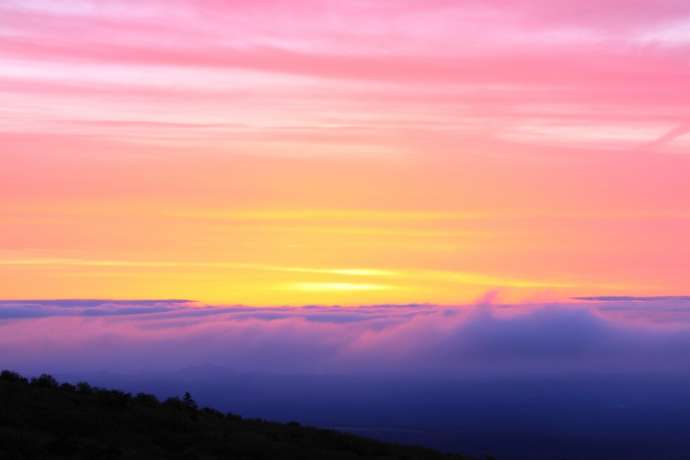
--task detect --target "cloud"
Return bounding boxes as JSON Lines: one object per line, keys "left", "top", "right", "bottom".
{"left": 2, "top": 298, "right": 690, "bottom": 377}
{"left": 574, "top": 296, "right": 690, "bottom": 302}
{"left": 0, "top": 299, "right": 192, "bottom": 319}
{"left": 2, "top": 0, "right": 690, "bottom": 153}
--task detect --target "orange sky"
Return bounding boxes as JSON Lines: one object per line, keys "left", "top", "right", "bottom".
{"left": 1, "top": 1, "right": 689, "bottom": 304}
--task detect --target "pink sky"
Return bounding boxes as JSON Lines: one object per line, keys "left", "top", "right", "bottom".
{"left": 1, "top": 0, "right": 689, "bottom": 304}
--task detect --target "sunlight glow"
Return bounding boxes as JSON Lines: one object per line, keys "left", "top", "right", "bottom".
{"left": 289, "top": 283, "right": 394, "bottom": 292}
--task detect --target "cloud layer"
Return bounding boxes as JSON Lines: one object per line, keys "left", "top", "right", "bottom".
{"left": 2, "top": 298, "right": 690, "bottom": 377}
{"left": 2, "top": 0, "right": 690, "bottom": 149}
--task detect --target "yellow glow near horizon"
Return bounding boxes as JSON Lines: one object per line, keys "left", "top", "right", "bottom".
{"left": 0, "top": 255, "right": 632, "bottom": 305}
{"left": 289, "top": 282, "right": 394, "bottom": 292}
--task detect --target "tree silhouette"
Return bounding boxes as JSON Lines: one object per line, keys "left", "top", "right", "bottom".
{"left": 31, "top": 373, "right": 58, "bottom": 389}
{"left": 0, "top": 369, "right": 471, "bottom": 460}
{"left": 182, "top": 391, "right": 197, "bottom": 410}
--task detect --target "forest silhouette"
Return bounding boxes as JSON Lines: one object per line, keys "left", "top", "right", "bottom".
{"left": 0, "top": 370, "right": 477, "bottom": 459}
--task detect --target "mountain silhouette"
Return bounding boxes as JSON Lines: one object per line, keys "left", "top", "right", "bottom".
{"left": 0, "top": 370, "right": 477, "bottom": 460}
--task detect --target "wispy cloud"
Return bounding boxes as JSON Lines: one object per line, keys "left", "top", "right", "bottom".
{"left": 2, "top": 0, "right": 690, "bottom": 150}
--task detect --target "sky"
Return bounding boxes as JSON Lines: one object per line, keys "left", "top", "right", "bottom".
{"left": 1, "top": 0, "right": 690, "bottom": 305}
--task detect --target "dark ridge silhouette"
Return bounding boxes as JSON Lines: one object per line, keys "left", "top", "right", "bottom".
{"left": 0, "top": 370, "right": 479, "bottom": 460}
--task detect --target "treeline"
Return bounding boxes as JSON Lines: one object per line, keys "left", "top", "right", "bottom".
{"left": 0, "top": 370, "right": 478, "bottom": 460}
{"left": 1, "top": 371, "right": 208, "bottom": 415}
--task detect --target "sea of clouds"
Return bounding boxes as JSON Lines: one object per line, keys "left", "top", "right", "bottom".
{"left": 2, "top": 296, "right": 690, "bottom": 377}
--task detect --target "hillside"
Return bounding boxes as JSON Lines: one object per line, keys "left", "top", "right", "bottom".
{"left": 0, "top": 370, "right": 474, "bottom": 460}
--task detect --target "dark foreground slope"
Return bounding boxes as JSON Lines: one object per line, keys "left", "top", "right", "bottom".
{"left": 0, "top": 371, "right": 471, "bottom": 460}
